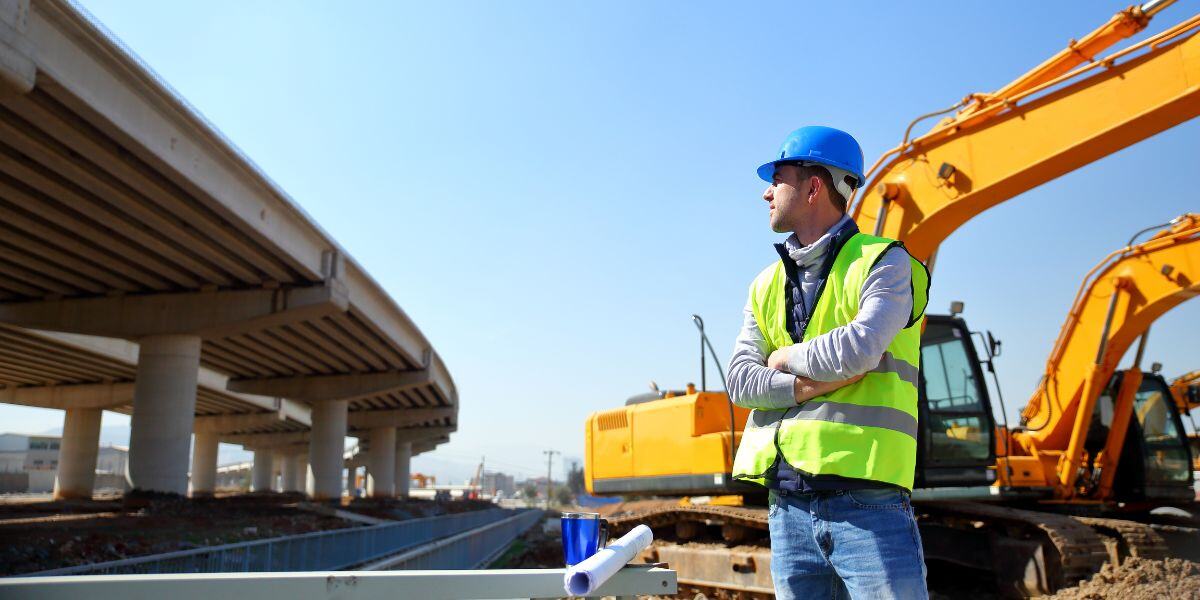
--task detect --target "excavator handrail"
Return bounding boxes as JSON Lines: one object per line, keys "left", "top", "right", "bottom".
{"left": 850, "top": 10, "right": 1200, "bottom": 216}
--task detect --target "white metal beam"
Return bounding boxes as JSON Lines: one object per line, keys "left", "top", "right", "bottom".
{"left": 0, "top": 566, "right": 678, "bottom": 599}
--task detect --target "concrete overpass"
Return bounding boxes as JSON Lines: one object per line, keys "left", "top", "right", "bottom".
{"left": 0, "top": 0, "right": 456, "bottom": 500}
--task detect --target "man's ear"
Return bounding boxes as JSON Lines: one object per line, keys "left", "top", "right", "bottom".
{"left": 808, "top": 175, "right": 822, "bottom": 203}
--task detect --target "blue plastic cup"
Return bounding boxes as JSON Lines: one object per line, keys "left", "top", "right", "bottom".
{"left": 561, "top": 511, "right": 610, "bottom": 566}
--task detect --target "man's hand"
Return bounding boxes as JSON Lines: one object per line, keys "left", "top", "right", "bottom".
{"left": 793, "top": 373, "right": 866, "bottom": 404}
{"left": 766, "top": 346, "right": 792, "bottom": 372}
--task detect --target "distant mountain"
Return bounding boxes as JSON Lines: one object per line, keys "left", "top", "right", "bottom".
{"left": 40, "top": 424, "right": 131, "bottom": 447}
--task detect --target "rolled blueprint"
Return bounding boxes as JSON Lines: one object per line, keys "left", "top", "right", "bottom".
{"left": 563, "top": 524, "right": 654, "bottom": 597}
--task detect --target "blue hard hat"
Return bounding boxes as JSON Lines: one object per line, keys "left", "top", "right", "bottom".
{"left": 757, "top": 126, "right": 866, "bottom": 188}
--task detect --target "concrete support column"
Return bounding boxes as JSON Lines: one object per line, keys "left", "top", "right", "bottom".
{"left": 251, "top": 449, "right": 274, "bottom": 492}
{"left": 280, "top": 452, "right": 301, "bottom": 492}
{"left": 394, "top": 441, "right": 412, "bottom": 498}
{"left": 53, "top": 408, "right": 102, "bottom": 500}
{"left": 367, "top": 427, "right": 396, "bottom": 499}
{"left": 307, "top": 400, "right": 347, "bottom": 501}
{"left": 127, "top": 335, "right": 202, "bottom": 495}
{"left": 190, "top": 431, "right": 219, "bottom": 497}
{"left": 295, "top": 454, "right": 309, "bottom": 493}
{"left": 279, "top": 453, "right": 293, "bottom": 492}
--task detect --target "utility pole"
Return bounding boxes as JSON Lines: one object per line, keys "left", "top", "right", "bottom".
{"left": 543, "top": 450, "right": 559, "bottom": 510}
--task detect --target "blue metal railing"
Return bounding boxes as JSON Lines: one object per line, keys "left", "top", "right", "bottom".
{"left": 364, "top": 508, "right": 545, "bottom": 570}
{"left": 31, "top": 508, "right": 531, "bottom": 576}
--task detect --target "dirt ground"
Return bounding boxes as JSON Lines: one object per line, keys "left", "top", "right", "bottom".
{"left": 1043, "top": 557, "right": 1200, "bottom": 600}
{"left": 488, "top": 512, "right": 564, "bottom": 569}
{"left": 343, "top": 496, "right": 497, "bottom": 521}
{"left": 0, "top": 493, "right": 492, "bottom": 575}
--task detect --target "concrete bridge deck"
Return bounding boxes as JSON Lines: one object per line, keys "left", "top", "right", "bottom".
{"left": 0, "top": 0, "right": 456, "bottom": 501}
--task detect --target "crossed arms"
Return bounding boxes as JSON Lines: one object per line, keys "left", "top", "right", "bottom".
{"left": 726, "top": 247, "right": 913, "bottom": 410}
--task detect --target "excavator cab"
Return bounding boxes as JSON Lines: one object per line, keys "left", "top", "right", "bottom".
{"left": 1090, "top": 372, "right": 1194, "bottom": 503}
{"left": 915, "top": 315, "right": 997, "bottom": 489}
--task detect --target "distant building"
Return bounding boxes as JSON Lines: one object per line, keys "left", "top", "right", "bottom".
{"left": 96, "top": 444, "right": 128, "bottom": 476}
{"left": 215, "top": 461, "right": 252, "bottom": 491}
{"left": 0, "top": 433, "right": 62, "bottom": 493}
{"left": 95, "top": 445, "right": 129, "bottom": 492}
{"left": 0, "top": 434, "right": 130, "bottom": 494}
{"left": 481, "top": 471, "right": 515, "bottom": 497}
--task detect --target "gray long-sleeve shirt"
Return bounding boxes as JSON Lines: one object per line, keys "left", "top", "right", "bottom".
{"left": 727, "top": 215, "right": 913, "bottom": 410}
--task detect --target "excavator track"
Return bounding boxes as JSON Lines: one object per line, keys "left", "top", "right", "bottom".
{"left": 924, "top": 502, "right": 1109, "bottom": 592}
{"left": 608, "top": 504, "right": 770, "bottom": 535}
{"left": 607, "top": 500, "right": 1117, "bottom": 596}
{"left": 1072, "top": 516, "right": 1169, "bottom": 563}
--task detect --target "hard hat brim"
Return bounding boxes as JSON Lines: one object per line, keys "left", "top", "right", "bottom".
{"left": 757, "top": 158, "right": 864, "bottom": 188}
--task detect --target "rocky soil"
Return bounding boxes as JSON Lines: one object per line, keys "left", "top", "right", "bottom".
{"left": 1043, "top": 557, "right": 1200, "bottom": 600}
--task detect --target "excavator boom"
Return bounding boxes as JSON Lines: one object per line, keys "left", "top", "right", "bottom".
{"left": 850, "top": 10, "right": 1200, "bottom": 262}
{"left": 1013, "top": 215, "right": 1200, "bottom": 497}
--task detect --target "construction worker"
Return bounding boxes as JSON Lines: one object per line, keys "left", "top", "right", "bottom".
{"left": 727, "top": 126, "right": 930, "bottom": 599}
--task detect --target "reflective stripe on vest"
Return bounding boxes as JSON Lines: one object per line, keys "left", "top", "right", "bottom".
{"left": 732, "top": 232, "right": 930, "bottom": 490}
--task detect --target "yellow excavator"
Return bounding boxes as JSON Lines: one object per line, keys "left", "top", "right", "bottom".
{"left": 1009, "top": 214, "right": 1199, "bottom": 504}
{"left": 1169, "top": 371, "right": 1200, "bottom": 472}
{"left": 589, "top": 217, "right": 1200, "bottom": 594}
{"left": 584, "top": 4, "right": 1200, "bottom": 595}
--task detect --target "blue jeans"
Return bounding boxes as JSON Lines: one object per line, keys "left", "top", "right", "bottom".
{"left": 768, "top": 488, "right": 928, "bottom": 600}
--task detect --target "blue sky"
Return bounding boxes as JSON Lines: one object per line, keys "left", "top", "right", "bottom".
{"left": 5, "top": 1, "right": 1199, "bottom": 482}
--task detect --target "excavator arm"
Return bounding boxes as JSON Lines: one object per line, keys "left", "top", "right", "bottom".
{"left": 1012, "top": 215, "right": 1200, "bottom": 498}
{"left": 1169, "top": 370, "right": 1200, "bottom": 412}
{"left": 849, "top": 5, "right": 1200, "bottom": 263}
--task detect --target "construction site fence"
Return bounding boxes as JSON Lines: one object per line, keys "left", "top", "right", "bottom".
{"left": 31, "top": 507, "right": 538, "bottom": 576}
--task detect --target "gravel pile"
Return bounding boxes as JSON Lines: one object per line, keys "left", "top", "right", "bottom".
{"left": 1045, "top": 557, "right": 1200, "bottom": 599}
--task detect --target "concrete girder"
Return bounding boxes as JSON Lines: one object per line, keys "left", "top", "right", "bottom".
{"left": 194, "top": 412, "right": 286, "bottom": 434}
{"left": 413, "top": 435, "right": 450, "bottom": 455}
{"left": 223, "top": 431, "right": 314, "bottom": 448}
{"left": 25, "top": 330, "right": 309, "bottom": 423}
{"left": 345, "top": 407, "right": 455, "bottom": 430}
{"left": 395, "top": 425, "right": 455, "bottom": 443}
{"left": 0, "top": 282, "right": 348, "bottom": 339}
{"left": 0, "top": 0, "right": 36, "bottom": 95}
{"left": 0, "top": 382, "right": 132, "bottom": 409}
{"left": 227, "top": 369, "right": 430, "bottom": 403}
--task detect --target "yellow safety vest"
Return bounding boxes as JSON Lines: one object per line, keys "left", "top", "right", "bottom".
{"left": 731, "top": 232, "right": 930, "bottom": 490}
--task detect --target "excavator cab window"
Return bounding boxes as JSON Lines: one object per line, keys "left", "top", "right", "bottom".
{"left": 915, "top": 315, "right": 996, "bottom": 488}
{"left": 1132, "top": 376, "right": 1192, "bottom": 486}
{"left": 1102, "top": 372, "right": 1194, "bottom": 502}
